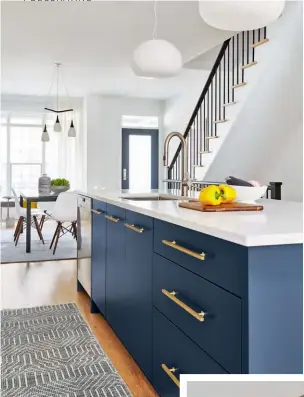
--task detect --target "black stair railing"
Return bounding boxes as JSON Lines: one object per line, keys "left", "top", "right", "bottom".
{"left": 167, "top": 27, "right": 274, "bottom": 195}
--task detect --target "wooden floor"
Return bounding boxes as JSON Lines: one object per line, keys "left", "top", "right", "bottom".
{"left": 0, "top": 259, "right": 158, "bottom": 397}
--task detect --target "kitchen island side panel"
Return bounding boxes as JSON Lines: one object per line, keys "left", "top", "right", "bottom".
{"left": 245, "top": 244, "right": 303, "bottom": 374}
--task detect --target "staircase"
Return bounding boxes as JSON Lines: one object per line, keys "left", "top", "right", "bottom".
{"left": 165, "top": 27, "right": 281, "bottom": 199}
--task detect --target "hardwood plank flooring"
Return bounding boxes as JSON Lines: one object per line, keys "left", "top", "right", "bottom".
{"left": 0, "top": 259, "right": 158, "bottom": 397}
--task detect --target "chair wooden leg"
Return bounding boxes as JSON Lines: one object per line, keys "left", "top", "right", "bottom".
{"left": 52, "top": 222, "right": 62, "bottom": 255}
{"left": 14, "top": 217, "right": 22, "bottom": 241}
{"left": 15, "top": 217, "right": 24, "bottom": 246}
{"left": 72, "top": 222, "right": 77, "bottom": 240}
{"left": 50, "top": 222, "right": 60, "bottom": 249}
{"left": 39, "top": 215, "right": 46, "bottom": 231}
{"left": 33, "top": 215, "right": 45, "bottom": 244}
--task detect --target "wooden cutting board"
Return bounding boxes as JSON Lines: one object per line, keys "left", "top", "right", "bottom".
{"left": 179, "top": 200, "right": 264, "bottom": 212}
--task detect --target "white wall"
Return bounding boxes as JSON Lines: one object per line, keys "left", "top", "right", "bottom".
{"left": 206, "top": 1, "right": 303, "bottom": 202}
{"left": 85, "top": 95, "right": 164, "bottom": 192}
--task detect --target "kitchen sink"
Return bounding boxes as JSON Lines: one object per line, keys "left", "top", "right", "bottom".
{"left": 120, "top": 194, "right": 184, "bottom": 201}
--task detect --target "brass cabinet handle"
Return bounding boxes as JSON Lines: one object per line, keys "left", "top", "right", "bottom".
{"left": 91, "top": 209, "right": 104, "bottom": 215}
{"left": 162, "top": 289, "right": 205, "bottom": 322}
{"left": 105, "top": 215, "right": 120, "bottom": 223}
{"left": 162, "top": 240, "right": 205, "bottom": 260}
{"left": 124, "top": 223, "right": 144, "bottom": 233}
{"left": 161, "top": 364, "right": 180, "bottom": 388}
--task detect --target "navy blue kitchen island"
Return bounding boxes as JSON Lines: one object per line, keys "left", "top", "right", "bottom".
{"left": 77, "top": 192, "right": 303, "bottom": 397}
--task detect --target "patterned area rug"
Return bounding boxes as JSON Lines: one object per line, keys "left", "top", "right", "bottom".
{"left": 1, "top": 303, "right": 133, "bottom": 397}
{"left": 1, "top": 222, "right": 77, "bottom": 264}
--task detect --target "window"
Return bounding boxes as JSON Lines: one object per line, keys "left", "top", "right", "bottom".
{"left": 129, "top": 135, "right": 152, "bottom": 191}
{"left": 122, "top": 115, "right": 159, "bottom": 129}
{"left": 0, "top": 124, "right": 7, "bottom": 197}
{"left": 0, "top": 113, "right": 44, "bottom": 195}
{"left": 1, "top": 109, "right": 82, "bottom": 197}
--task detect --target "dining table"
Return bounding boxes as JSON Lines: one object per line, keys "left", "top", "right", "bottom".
{"left": 20, "top": 191, "right": 58, "bottom": 253}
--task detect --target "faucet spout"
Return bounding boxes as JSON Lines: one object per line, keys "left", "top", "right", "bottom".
{"left": 162, "top": 132, "right": 189, "bottom": 196}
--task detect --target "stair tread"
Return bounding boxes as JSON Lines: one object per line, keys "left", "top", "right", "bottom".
{"left": 251, "top": 38, "right": 269, "bottom": 48}
{"left": 193, "top": 164, "right": 205, "bottom": 167}
{"left": 206, "top": 136, "right": 219, "bottom": 139}
{"left": 241, "top": 61, "right": 258, "bottom": 70}
{"left": 232, "top": 82, "right": 247, "bottom": 89}
{"left": 200, "top": 151, "right": 212, "bottom": 154}
{"left": 214, "top": 119, "right": 228, "bottom": 124}
{"left": 223, "top": 101, "right": 237, "bottom": 107}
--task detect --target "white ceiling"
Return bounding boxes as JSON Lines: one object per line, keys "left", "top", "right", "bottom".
{"left": 1, "top": 1, "right": 233, "bottom": 99}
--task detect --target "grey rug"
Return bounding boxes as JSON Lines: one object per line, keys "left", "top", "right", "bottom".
{"left": 1, "top": 222, "right": 77, "bottom": 264}
{"left": 1, "top": 303, "right": 133, "bottom": 397}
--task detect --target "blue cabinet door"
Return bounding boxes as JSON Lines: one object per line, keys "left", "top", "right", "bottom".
{"left": 91, "top": 200, "right": 107, "bottom": 315}
{"left": 123, "top": 210, "right": 153, "bottom": 381}
{"left": 105, "top": 204, "right": 126, "bottom": 338}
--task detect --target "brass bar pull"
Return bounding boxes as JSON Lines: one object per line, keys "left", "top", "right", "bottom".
{"left": 162, "top": 240, "right": 205, "bottom": 260}
{"left": 124, "top": 223, "right": 144, "bottom": 233}
{"left": 162, "top": 289, "right": 205, "bottom": 322}
{"left": 105, "top": 215, "right": 120, "bottom": 223}
{"left": 161, "top": 364, "right": 180, "bottom": 388}
{"left": 91, "top": 209, "right": 104, "bottom": 215}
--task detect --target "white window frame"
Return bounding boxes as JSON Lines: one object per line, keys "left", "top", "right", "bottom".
{"left": 1, "top": 112, "right": 47, "bottom": 195}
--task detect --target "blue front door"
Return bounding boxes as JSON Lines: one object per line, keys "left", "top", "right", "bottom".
{"left": 121, "top": 128, "right": 159, "bottom": 190}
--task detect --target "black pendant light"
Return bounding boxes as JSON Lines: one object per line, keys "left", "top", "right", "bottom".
{"left": 41, "top": 62, "right": 76, "bottom": 141}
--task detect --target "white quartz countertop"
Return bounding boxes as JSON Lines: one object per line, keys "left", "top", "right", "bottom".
{"left": 78, "top": 189, "right": 303, "bottom": 247}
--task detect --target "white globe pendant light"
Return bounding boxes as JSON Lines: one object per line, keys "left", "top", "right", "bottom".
{"left": 132, "top": 1, "right": 182, "bottom": 78}
{"left": 132, "top": 39, "right": 182, "bottom": 78}
{"left": 199, "top": 1, "right": 285, "bottom": 31}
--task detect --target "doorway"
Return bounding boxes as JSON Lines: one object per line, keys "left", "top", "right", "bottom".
{"left": 121, "top": 128, "right": 159, "bottom": 191}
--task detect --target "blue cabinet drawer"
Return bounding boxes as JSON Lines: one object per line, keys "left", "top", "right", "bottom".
{"left": 153, "top": 254, "right": 241, "bottom": 374}
{"left": 106, "top": 203, "right": 125, "bottom": 221}
{"left": 154, "top": 219, "right": 245, "bottom": 296}
{"left": 153, "top": 309, "right": 227, "bottom": 397}
{"left": 92, "top": 199, "right": 107, "bottom": 212}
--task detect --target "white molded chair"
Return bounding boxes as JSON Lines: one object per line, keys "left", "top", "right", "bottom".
{"left": 38, "top": 202, "right": 55, "bottom": 230}
{"left": 49, "top": 191, "right": 78, "bottom": 254}
{"left": 11, "top": 189, "right": 46, "bottom": 246}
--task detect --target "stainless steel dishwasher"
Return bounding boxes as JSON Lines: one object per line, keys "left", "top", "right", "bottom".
{"left": 77, "top": 195, "right": 92, "bottom": 297}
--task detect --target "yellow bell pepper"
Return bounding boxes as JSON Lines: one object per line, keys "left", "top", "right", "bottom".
{"left": 219, "top": 184, "right": 236, "bottom": 203}
{"left": 199, "top": 185, "right": 222, "bottom": 206}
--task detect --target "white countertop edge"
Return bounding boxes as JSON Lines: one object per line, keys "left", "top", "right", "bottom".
{"left": 78, "top": 191, "right": 303, "bottom": 247}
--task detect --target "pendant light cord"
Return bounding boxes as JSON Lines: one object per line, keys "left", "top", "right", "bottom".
{"left": 44, "top": 67, "right": 56, "bottom": 110}
{"left": 56, "top": 64, "right": 59, "bottom": 111}
{"left": 152, "top": 0, "right": 158, "bottom": 39}
{"left": 61, "top": 66, "right": 72, "bottom": 111}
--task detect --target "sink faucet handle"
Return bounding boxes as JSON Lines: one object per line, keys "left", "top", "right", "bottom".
{"left": 183, "top": 172, "right": 192, "bottom": 188}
